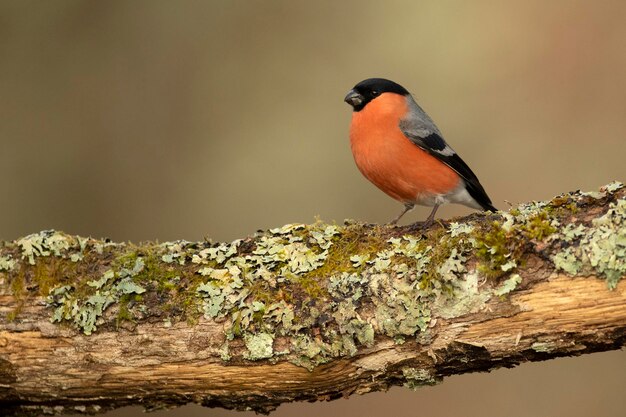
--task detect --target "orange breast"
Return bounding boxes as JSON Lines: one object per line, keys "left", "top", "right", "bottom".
{"left": 349, "top": 94, "right": 460, "bottom": 203}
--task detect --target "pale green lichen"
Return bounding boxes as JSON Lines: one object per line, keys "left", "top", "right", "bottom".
{"left": 87, "top": 269, "right": 115, "bottom": 289}
{"left": 12, "top": 230, "right": 97, "bottom": 267}
{"left": 500, "top": 260, "right": 517, "bottom": 272}
{"left": 552, "top": 248, "right": 582, "bottom": 275}
{"left": 402, "top": 367, "right": 439, "bottom": 389}
{"left": 244, "top": 332, "right": 274, "bottom": 360}
{"left": 552, "top": 198, "right": 626, "bottom": 289}
{"left": 116, "top": 277, "right": 147, "bottom": 295}
{"left": 579, "top": 181, "right": 623, "bottom": 199}
{"left": 159, "top": 240, "right": 190, "bottom": 265}
{"left": 604, "top": 181, "right": 624, "bottom": 193}
{"left": 349, "top": 254, "right": 369, "bottom": 268}
{"left": 531, "top": 341, "right": 556, "bottom": 353}
{"left": 493, "top": 274, "right": 522, "bottom": 296}
{"left": 449, "top": 222, "right": 475, "bottom": 238}
{"left": 17, "top": 230, "right": 72, "bottom": 265}
{"left": 196, "top": 269, "right": 243, "bottom": 319}
{"left": 265, "top": 301, "right": 295, "bottom": 329}
{"left": 0, "top": 254, "right": 16, "bottom": 272}
{"left": 435, "top": 272, "right": 490, "bottom": 319}
{"left": 579, "top": 190, "right": 605, "bottom": 199}
{"left": 192, "top": 240, "right": 240, "bottom": 265}
{"left": 48, "top": 257, "right": 147, "bottom": 334}
{"left": 69, "top": 236, "right": 89, "bottom": 262}
{"left": 559, "top": 224, "right": 586, "bottom": 243}
{"left": 219, "top": 341, "right": 231, "bottom": 361}
{"left": 289, "top": 336, "right": 341, "bottom": 369}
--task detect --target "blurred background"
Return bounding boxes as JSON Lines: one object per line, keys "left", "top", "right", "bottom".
{"left": 1, "top": 1, "right": 625, "bottom": 416}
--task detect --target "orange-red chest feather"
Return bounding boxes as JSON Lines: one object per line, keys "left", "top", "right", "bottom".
{"left": 349, "top": 93, "right": 460, "bottom": 203}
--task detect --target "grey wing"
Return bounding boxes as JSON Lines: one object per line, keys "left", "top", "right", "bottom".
{"left": 399, "top": 97, "right": 497, "bottom": 211}
{"left": 398, "top": 97, "right": 456, "bottom": 156}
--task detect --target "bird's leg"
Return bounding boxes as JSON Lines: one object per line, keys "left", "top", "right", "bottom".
{"left": 421, "top": 203, "right": 440, "bottom": 228}
{"left": 388, "top": 203, "right": 415, "bottom": 225}
{"left": 408, "top": 203, "right": 440, "bottom": 230}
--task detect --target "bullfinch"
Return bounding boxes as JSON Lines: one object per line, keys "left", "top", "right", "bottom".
{"left": 344, "top": 78, "right": 496, "bottom": 226}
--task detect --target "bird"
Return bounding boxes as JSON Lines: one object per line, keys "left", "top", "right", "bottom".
{"left": 344, "top": 78, "right": 497, "bottom": 227}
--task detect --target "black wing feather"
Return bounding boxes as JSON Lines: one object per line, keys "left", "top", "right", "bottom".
{"left": 405, "top": 132, "right": 497, "bottom": 212}
{"left": 420, "top": 132, "right": 448, "bottom": 152}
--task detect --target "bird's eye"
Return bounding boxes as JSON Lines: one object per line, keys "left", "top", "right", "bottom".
{"left": 372, "top": 90, "right": 379, "bottom": 96}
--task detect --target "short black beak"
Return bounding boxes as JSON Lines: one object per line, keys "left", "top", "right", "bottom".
{"left": 344, "top": 89, "right": 363, "bottom": 108}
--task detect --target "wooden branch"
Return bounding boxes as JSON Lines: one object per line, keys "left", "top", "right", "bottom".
{"left": 1, "top": 183, "right": 625, "bottom": 416}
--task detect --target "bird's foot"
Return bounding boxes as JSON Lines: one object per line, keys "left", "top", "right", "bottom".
{"left": 407, "top": 218, "right": 447, "bottom": 232}
{"left": 407, "top": 220, "right": 432, "bottom": 231}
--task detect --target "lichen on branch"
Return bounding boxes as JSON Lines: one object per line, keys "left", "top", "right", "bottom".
{"left": 1, "top": 182, "right": 624, "bottom": 365}
{"left": 0, "top": 182, "right": 625, "bottom": 415}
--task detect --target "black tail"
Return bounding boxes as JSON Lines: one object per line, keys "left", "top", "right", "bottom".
{"left": 439, "top": 153, "right": 496, "bottom": 212}
{"left": 481, "top": 201, "right": 498, "bottom": 212}
{"left": 465, "top": 180, "right": 497, "bottom": 212}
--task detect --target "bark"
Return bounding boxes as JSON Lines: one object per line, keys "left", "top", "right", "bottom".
{"left": 1, "top": 183, "right": 625, "bottom": 416}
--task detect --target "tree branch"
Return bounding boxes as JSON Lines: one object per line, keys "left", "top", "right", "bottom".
{"left": 1, "top": 183, "right": 626, "bottom": 416}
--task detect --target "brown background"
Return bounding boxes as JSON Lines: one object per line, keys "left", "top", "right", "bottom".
{"left": 1, "top": 1, "right": 625, "bottom": 416}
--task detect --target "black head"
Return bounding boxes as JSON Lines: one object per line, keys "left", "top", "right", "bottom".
{"left": 344, "top": 78, "right": 410, "bottom": 111}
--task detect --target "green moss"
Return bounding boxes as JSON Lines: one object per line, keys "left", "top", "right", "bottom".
{"left": 116, "top": 295, "right": 134, "bottom": 325}
{"left": 473, "top": 205, "right": 557, "bottom": 279}
{"left": 31, "top": 258, "right": 75, "bottom": 296}
{"left": 6, "top": 308, "right": 20, "bottom": 322}
{"left": 10, "top": 267, "right": 25, "bottom": 298}
{"left": 474, "top": 221, "right": 511, "bottom": 278}
{"left": 550, "top": 195, "right": 570, "bottom": 207}
{"left": 520, "top": 212, "right": 557, "bottom": 240}
{"left": 300, "top": 224, "right": 388, "bottom": 280}
{"left": 293, "top": 275, "right": 328, "bottom": 299}
{"left": 6, "top": 267, "right": 26, "bottom": 321}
